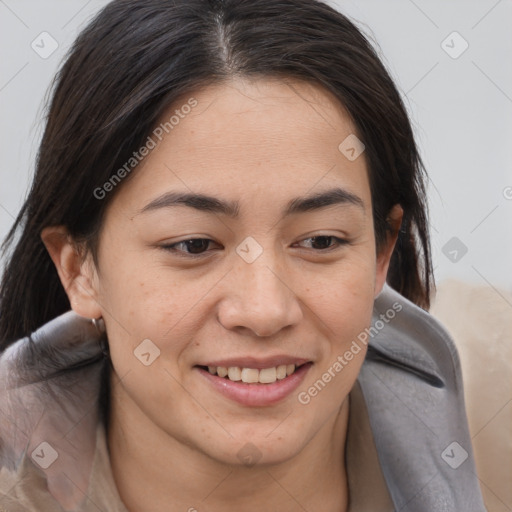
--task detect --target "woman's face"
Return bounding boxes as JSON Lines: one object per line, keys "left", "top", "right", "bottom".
{"left": 56, "top": 78, "right": 398, "bottom": 466}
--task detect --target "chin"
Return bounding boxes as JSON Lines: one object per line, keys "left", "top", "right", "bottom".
{"left": 198, "top": 425, "right": 310, "bottom": 468}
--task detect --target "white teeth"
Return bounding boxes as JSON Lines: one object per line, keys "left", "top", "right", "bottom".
{"left": 259, "top": 367, "right": 277, "bottom": 384}
{"left": 217, "top": 366, "right": 228, "bottom": 378}
{"left": 241, "top": 368, "right": 259, "bottom": 383}
{"left": 276, "top": 365, "right": 287, "bottom": 380}
{"left": 206, "top": 364, "right": 300, "bottom": 383}
{"left": 228, "top": 367, "right": 241, "bottom": 381}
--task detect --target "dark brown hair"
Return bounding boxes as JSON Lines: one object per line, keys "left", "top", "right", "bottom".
{"left": 0, "top": 0, "right": 433, "bottom": 348}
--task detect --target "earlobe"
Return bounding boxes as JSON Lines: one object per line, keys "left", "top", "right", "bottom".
{"left": 374, "top": 204, "right": 403, "bottom": 298}
{"left": 41, "top": 226, "right": 102, "bottom": 319}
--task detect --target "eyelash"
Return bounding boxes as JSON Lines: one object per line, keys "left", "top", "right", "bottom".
{"left": 160, "top": 235, "right": 349, "bottom": 258}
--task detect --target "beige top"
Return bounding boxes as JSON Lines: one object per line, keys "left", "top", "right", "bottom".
{"left": 0, "top": 380, "right": 393, "bottom": 512}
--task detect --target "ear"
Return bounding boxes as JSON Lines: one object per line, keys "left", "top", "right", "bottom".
{"left": 41, "top": 226, "right": 102, "bottom": 319}
{"left": 374, "top": 204, "right": 403, "bottom": 298}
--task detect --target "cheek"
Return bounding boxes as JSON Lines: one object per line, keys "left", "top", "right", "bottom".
{"left": 291, "top": 256, "right": 375, "bottom": 429}
{"left": 95, "top": 256, "right": 191, "bottom": 364}
{"left": 96, "top": 249, "right": 229, "bottom": 377}
{"left": 308, "top": 251, "right": 376, "bottom": 327}
{"left": 302, "top": 252, "right": 376, "bottom": 384}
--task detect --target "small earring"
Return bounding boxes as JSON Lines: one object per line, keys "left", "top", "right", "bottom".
{"left": 92, "top": 317, "right": 106, "bottom": 334}
{"left": 91, "top": 317, "right": 109, "bottom": 358}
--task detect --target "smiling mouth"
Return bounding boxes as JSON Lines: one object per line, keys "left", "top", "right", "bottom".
{"left": 196, "top": 363, "right": 309, "bottom": 384}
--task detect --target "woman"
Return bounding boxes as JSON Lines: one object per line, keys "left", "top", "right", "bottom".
{"left": 0, "top": 0, "right": 485, "bottom": 510}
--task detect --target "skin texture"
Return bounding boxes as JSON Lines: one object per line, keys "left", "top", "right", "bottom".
{"left": 42, "top": 77, "right": 402, "bottom": 512}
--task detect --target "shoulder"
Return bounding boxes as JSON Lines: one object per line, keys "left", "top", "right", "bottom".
{"left": 357, "top": 284, "right": 486, "bottom": 511}
{"left": 0, "top": 461, "right": 58, "bottom": 512}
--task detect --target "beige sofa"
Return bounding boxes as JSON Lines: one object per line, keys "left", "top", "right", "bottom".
{"left": 430, "top": 279, "right": 512, "bottom": 512}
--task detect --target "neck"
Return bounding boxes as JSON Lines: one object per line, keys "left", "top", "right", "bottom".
{"left": 108, "top": 380, "right": 350, "bottom": 512}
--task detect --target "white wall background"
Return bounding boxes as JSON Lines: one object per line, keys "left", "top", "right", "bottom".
{"left": 1, "top": 0, "right": 511, "bottom": 294}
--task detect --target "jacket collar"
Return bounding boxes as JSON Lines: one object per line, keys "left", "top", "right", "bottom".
{"left": 368, "top": 284, "right": 445, "bottom": 388}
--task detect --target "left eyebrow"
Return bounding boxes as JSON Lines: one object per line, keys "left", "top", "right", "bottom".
{"left": 284, "top": 187, "right": 365, "bottom": 215}
{"left": 136, "top": 187, "right": 365, "bottom": 218}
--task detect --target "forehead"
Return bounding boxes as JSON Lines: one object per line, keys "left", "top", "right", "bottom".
{"left": 110, "top": 77, "right": 371, "bottom": 213}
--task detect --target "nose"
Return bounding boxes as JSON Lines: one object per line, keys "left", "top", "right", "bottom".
{"left": 217, "top": 255, "right": 303, "bottom": 337}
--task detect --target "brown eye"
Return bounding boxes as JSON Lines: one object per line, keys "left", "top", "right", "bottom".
{"left": 296, "top": 236, "right": 347, "bottom": 251}
{"left": 161, "top": 238, "right": 221, "bottom": 256}
{"left": 182, "top": 239, "right": 211, "bottom": 254}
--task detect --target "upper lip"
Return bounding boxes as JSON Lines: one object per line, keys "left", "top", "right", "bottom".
{"left": 196, "top": 356, "right": 311, "bottom": 370}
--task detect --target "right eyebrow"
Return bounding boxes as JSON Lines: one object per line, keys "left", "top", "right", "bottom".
{"left": 137, "top": 191, "right": 240, "bottom": 217}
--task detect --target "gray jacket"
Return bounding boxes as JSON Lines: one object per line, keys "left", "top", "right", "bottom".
{"left": 0, "top": 284, "right": 486, "bottom": 511}
{"left": 364, "top": 284, "right": 486, "bottom": 511}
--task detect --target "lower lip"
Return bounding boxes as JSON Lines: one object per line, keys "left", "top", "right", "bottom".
{"left": 195, "top": 363, "right": 312, "bottom": 407}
